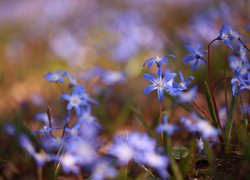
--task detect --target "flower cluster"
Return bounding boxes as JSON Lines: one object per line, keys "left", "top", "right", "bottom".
{"left": 109, "top": 132, "right": 169, "bottom": 178}
{"left": 143, "top": 54, "right": 194, "bottom": 103}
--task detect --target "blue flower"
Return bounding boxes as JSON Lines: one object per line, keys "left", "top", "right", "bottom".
{"left": 60, "top": 153, "right": 80, "bottom": 174}
{"left": 172, "top": 71, "right": 194, "bottom": 92}
{"left": 101, "top": 70, "right": 126, "bottom": 85}
{"left": 109, "top": 135, "right": 135, "bottom": 165}
{"left": 91, "top": 159, "right": 117, "bottom": 180}
{"left": 34, "top": 113, "right": 50, "bottom": 126}
{"left": 177, "top": 86, "right": 197, "bottom": 104}
{"left": 61, "top": 85, "right": 96, "bottom": 115}
{"left": 231, "top": 72, "right": 250, "bottom": 95}
{"left": 156, "top": 115, "right": 178, "bottom": 136}
{"left": 183, "top": 43, "right": 207, "bottom": 71}
{"left": 127, "top": 132, "right": 157, "bottom": 152}
{"left": 181, "top": 114, "right": 219, "bottom": 140}
{"left": 19, "top": 134, "right": 47, "bottom": 167}
{"left": 64, "top": 72, "right": 78, "bottom": 86}
{"left": 44, "top": 70, "right": 65, "bottom": 83}
{"left": 143, "top": 54, "right": 175, "bottom": 68}
{"left": 219, "top": 24, "right": 240, "bottom": 49}
{"left": 144, "top": 67, "right": 177, "bottom": 102}
{"left": 3, "top": 123, "right": 15, "bottom": 135}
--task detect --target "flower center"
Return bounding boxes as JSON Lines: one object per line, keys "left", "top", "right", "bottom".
{"left": 70, "top": 95, "right": 81, "bottom": 106}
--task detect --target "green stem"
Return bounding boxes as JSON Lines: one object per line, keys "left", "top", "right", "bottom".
{"left": 223, "top": 47, "right": 229, "bottom": 115}
{"left": 166, "top": 136, "right": 183, "bottom": 180}
{"left": 204, "top": 82, "right": 220, "bottom": 129}
{"left": 207, "top": 38, "right": 222, "bottom": 129}
{"left": 37, "top": 167, "right": 43, "bottom": 180}
{"left": 224, "top": 94, "right": 237, "bottom": 152}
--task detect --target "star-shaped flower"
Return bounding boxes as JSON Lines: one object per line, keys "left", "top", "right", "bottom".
{"left": 144, "top": 68, "right": 176, "bottom": 102}
{"left": 183, "top": 43, "right": 207, "bottom": 71}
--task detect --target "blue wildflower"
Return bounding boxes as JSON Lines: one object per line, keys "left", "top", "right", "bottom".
{"left": 177, "top": 86, "right": 197, "bottom": 104}
{"left": 144, "top": 67, "right": 176, "bottom": 102}
{"left": 65, "top": 138, "right": 99, "bottom": 166}
{"left": 64, "top": 72, "right": 78, "bottom": 86}
{"left": 101, "top": 70, "right": 126, "bottom": 85}
{"left": 156, "top": 115, "right": 178, "bottom": 136}
{"left": 3, "top": 123, "right": 15, "bottom": 135}
{"left": 183, "top": 43, "right": 207, "bottom": 71}
{"left": 44, "top": 70, "right": 65, "bottom": 83}
{"left": 61, "top": 85, "right": 96, "bottom": 115}
{"left": 19, "top": 134, "right": 47, "bottom": 167}
{"left": 231, "top": 72, "right": 250, "bottom": 95}
{"left": 172, "top": 71, "right": 194, "bottom": 92}
{"left": 181, "top": 114, "right": 219, "bottom": 140}
{"left": 91, "top": 159, "right": 117, "bottom": 180}
{"left": 219, "top": 24, "right": 240, "bottom": 49}
{"left": 109, "top": 135, "right": 135, "bottom": 165}
{"left": 60, "top": 153, "right": 80, "bottom": 174}
{"left": 140, "top": 151, "right": 169, "bottom": 178}
{"left": 34, "top": 113, "right": 50, "bottom": 126}
{"left": 127, "top": 132, "right": 157, "bottom": 152}
{"left": 143, "top": 54, "right": 175, "bottom": 68}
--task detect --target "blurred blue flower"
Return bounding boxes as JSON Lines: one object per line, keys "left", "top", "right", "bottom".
{"left": 91, "top": 159, "right": 117, "bottom": 180}
{"left": 61, "top": 85, "right": 96, "bottom": 115}
{"left": 156, "top": 115, "right": 178, "bottom": 136}
{"left": 177, "top": 86, "right": 197, "bottom": 104}
{"left": 140, "top": 151, "right": 169, "bottom": 178}
{"left": 44, "top": 70, "right": 65, "bottom": 83}
{"left": 60, "top": 153, "right": 80, "bottom": 174}
{"left": 3, "top": 123, "right": 15, "bottom": 135}
{"left": 19, "top": 134, "right": 47, "bottom": 167}
{"left": 65, "top": 138, "right": 99, "bottom": 166}
{"left": 64, "top": 72, "right": 78, "bottom": 86}
{"left": 183, "top": 43, "right": 207, "bottom": 71}
{"left": 144, "top": 67, "right": 176, "bottom": 102}
{"left": 101, "top": 70, "right": 126, "bottom": 86}
{"left": 143, "top": 54, "right": 175, "bottom": 68}
{"left": 181, "top": 114, "right": 219, "bottom": 140}
{"left": 231, "top": 72, "right": 250, "bottom": 95}
{"left": 109, "top": 135, "right": 135, "bottom": 165}
{"left": 34, "top": 113, "right": 50, "bottom": 126}
{"left": 219, "top": 24, "right": 240, "bottom": 50}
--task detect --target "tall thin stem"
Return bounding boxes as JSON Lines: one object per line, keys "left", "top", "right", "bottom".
{"left": 223, "top": 47, "right": 229, "bottom": 115}
{"left": 208, "top": 38, "right": 222, "bottom": 129}
{"left": 192, "top": 100, "right": 210, "bottom": 121}
{"left": 37, "top": 167, "right": 43, "bottom": 180}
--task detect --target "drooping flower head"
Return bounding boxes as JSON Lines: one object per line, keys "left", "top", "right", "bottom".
{"left": 219, "top": 24, "right": 240, "bottom": 49}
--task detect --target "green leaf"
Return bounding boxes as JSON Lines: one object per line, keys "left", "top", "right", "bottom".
{"left": 204, "top": 82, "right": 219, "bottom": 128}
{"left": 224, "top": 94, "right": 237, "bottom": 152}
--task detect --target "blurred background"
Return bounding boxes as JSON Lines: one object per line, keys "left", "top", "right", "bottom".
{"left": 0, "top": 0, "right": 249, "bottom": 178}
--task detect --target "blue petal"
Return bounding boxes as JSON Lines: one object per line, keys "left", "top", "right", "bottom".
{"left": 183, "top": 55, "right": 194, "bottom": 62}
{"left": 164, "top": 72, "right": 176, "bottom": 82}
{"left": 144, "top": 73, "right": 156, "bottom": 83}
{"left": 184, "top": 45, "right": 196, "bottom": 54}
{"left": 191, "top": 59, "right": 199, "bottom": 71}
{"left": 144, "top": 84, "right": 157, "bottom": 94}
